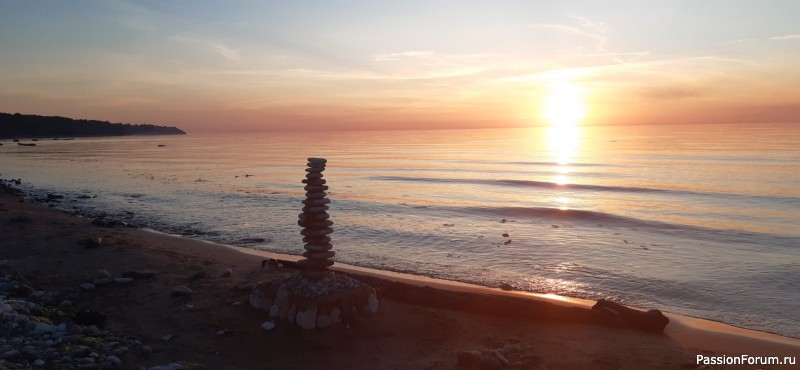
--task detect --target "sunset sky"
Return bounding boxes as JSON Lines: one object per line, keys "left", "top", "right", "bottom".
{"left": 1, "top": 1, "right": 800, "bottom": 132}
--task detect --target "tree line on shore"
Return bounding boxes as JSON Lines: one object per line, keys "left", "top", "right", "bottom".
{"left": 0, "top": 112, "right": 186, "bottom": 138}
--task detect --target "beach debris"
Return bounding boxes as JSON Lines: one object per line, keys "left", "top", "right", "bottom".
{"left": 248, "top": 158, "right": 380, "bottom": 329}
{"left": 217, "top": 267, "right": 233, "bottom": 278}
{"left": 170, "top": 285, "right": 193, "bottom": 297}
{"left": 592, "top": 299, "right": 669, "bottom": 332}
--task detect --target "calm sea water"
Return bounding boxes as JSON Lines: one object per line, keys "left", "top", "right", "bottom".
{"left": 2, "top": 123, "right": 799, "bottom": 337}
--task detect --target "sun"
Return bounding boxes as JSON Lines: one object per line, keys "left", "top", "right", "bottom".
{"left": 542, "top": 82, "right": 586, "bottom": 129}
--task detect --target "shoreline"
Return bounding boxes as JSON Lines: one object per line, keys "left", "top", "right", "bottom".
{"left": 2, "top": 189, "right": 799, "bottom": 369}
{"left": 141, "top": 227, "right": 800, "bottom": 349}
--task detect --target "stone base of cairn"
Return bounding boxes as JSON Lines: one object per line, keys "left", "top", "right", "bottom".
{"left": 249, "top": 271, "right": 379, "bottom": 329}
{"left": 249, "top": 157, "right": 379, "bottom": 329}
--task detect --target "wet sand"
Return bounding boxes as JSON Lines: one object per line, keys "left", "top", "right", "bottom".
{"left": 1, "top": 192, "right": 798, "bottom": 369}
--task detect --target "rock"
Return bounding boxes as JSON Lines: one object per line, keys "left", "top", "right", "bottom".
{"left": 0, "top": 303, "right": 13, "bottom": 313}
{"left": 60, "top": 300, "right": 74, "bottom": 308}
{"left": 499, "top": 283, "right": 513, "bottom": 291}
{"left": 261, "top": 321, "right": 276, "bottom": 331}
{"left": 75, "top": 310, "right": 108, "bottom": 327}
{"left": 33, "top": 358, "right": 46, "bottom": 367}
{"left": 316, "top": 313, "right": 333, "bottom": 329}
{"left": 456, "top": 350, "right": 483, "bottom": 367}
{"left": 161, "top": 334, "right": 173, "bottom": 342}
{"left": 478, "top": 354, "right": 503, "bottom": 370}
{"left": 106, "top": 355, "right": 122, "bottom": 366}
{"left": 330, "top": 307, "right": 342, "bottom": 324}
{"left": 217, "top": 268, "right": 232, "bottom": 278}
{"left": 368, "top": 292, "right": 380, "bottom": 313}
{"left": 170, "top": 286, "right": 192, "bottom": 297}
{"left": 92, "top": 277, "right": 112, "bottom": 287}
{"left": 269, "top": 304, "right": 280, "bottom": 318}
{"left": 491, "top": 350, "right": 510, "bottom": 366}
{"left": 120, "top": 270, "right": 156, "bottom": 279}
{"left": 96, "top": 269, "right": 112, "bottom": 279}
{"left": 79, "top": 283, "right": 97, "bottom": 291}
{"left": 287, "top": 304, "right": 297, "bottom": 324}
{"left": 296, "top": 307, "right": 317, "bottom": 329}
{"left": 187, "top": 270, "right": 207, "bottom": 280}
{"left": 147, "top": 363, "right": 183, "bottom": 370}
{"left": 113, "top": 277, "right": 133, "bottom": 285}
{"left": 33, "top": 323, "right": 57, "bottom": 332}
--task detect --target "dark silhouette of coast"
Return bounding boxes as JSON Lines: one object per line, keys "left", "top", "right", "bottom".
{"left": 0, "top": 112, "right": 185, "bottom": 138}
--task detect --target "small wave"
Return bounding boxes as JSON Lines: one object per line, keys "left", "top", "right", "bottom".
{"left": 371, "top": 175, "right": 668, "bottom": 194}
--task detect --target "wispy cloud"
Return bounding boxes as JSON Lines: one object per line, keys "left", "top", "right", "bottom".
{"left": 530, "top": 17, "right": 609, "bottom": 52}
{"left": 373, "top": 51, "right": 433, "bottom": 61}
{"left": 769, "top": 34, "right": 800, "bottom": 40}
{"left": 213, "top": 44, "right": 241, "bottom": 61}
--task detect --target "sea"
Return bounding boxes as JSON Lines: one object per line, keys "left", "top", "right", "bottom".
{"left": 1, "top": 123, "right": 799, "bottom": 338}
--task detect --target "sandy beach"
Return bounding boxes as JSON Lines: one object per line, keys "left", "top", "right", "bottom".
{"left": 1, "top": 190, "right": 798, "bottom": 370}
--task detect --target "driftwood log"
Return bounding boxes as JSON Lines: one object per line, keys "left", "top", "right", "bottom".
{"left": 592, "top": 299, "right": 669, "bottom": 332}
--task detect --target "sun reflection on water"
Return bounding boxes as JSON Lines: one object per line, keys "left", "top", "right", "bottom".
{"left": 539, "top": 81, "right": 586, "bottom": 210}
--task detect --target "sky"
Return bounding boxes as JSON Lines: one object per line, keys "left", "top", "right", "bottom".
{"left": 1, "top": 0, "right": 800, "bottom": 132}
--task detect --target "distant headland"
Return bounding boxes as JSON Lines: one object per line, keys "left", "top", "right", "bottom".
{"left": 0, "top": 112, "right": 186, "bottom": 138}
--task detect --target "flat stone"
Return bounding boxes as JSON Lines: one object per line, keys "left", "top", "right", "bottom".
{"left": 78, "top": 283, "right": 96, "bottom": 292}
{"left": 217, "top": 268, "right": 232, "bottom": 278}
{"left": 300, "top": 227, "right": 334, "bottom": 237}
{"left": 302, "top": 235, "right": 331, "bottom": 244}
{"left": 170, "top": 286, "right": 192, "bottom": 297}
{"left": 96, "top": 269, "right": 111, "bottom": 279}
{"left": 92, "top": 277, "right": 112, "bottom": 287}
{"left": 303, "top": 243, "right": 333, "bottom": 252}
{"left": 297, "top": 259, "right": 334, "bottom": 269}
{"left": 305, "top": 167, "right": 325, "bottom": 173}
{"left": 304, "top": 191, "right": 327, "bottom": 199}
{"left": 299, "top": 211, "right": 329, "bottom": 219}
{"left": 301, "top": 178, "right": 326, "bottom": 185}
{"left": 301, "top": 198, "right": 330, "bottom": 206}
{"left": 304, "top": 185, "right": 329, "bottom": 192}
{"left": 113, "top": 277, "right": 134, "bottom": 285}
{"left": 304, "top": 172, "right": 323, "bottom": 180}
{"left": 307, "top": 157, "right": 327, "bottom": 164}
{"left": 302, "top": 250, "right": 335, "bottom": 259}
{"left": 298, "top": 219, "right": 334, "bottom": 228}
{"left": 269, "top": 305, "right": 280, "bottom": 318}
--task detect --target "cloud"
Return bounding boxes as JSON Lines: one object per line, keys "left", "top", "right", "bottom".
{"left": 530, "top": 21, "right": 608, "bottom": 52}
{"left": 213, "top": 44, "right": 241, "bottom": 61}
{"left": 373, "top": 51, "right": 433, "bottom": 61}
{"left": 769, "top": 34, "right": 800, "bottom": 40}
{"left": 639, "top": 85, "right": 705, "bottom": 100}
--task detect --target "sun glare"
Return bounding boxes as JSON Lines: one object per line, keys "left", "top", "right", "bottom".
{"left": 540, "top": 81, "right": 586, "bottom": 186}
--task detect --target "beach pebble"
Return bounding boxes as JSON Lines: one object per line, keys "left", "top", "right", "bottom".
{"left": 296, "top": 307, "right": 317, "bottom": 330}
{"left": 96, "top": 269, "right": 111, "bottom": 279}
{"left": 106, "top": 355, "right": 122, "bottom": 366}
{"left": 170, "top": 286, "right": 192, "bottom": 297}
{"left": 261, "top": 321, "right": 276, "bottom": 331}
{"left": 368, "top": 292, "right": 380, "bottom": 313}
{"left": 147, "top": 363, "right": 183, "bottom": 370}
{"left": 79, "top": 283, "right": 96, "bottom": 291}
{"left": 33, "top": 358, "right": 45, "bottom": 367}
{"left": 59, "top": 300, "right": 74, "bottom": 308}
{"left": 113, "top": 277, "right": 133, "bottom": 285}
{"left": 0, "top": 303, "right": 13, "bottom": 313}
{"left": 217, "top": 268, "right": 232, "bottom": 278}
{"left": 269, "top": 304, "right": 280, "bottom": 318}
{"left": 92, "top": 277, "right": 113, "bottom": 287}
{"left": 316, "top": 314, "right": 333, "bottom": 329}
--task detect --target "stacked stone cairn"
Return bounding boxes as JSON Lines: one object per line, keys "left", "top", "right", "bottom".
{"left": 249, "top": 158, "right": 380, "bottom": 330}
{"left": 298, "top": 157, "right": 335, "bottom": 279}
